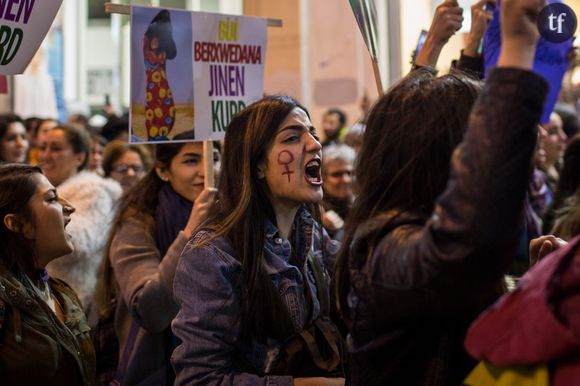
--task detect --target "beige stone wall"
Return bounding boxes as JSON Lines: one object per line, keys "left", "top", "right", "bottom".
{"left": 306, "top": 0, "right": 379, "bottom": 132}
{"left": 244, "top": 0, "right": 380, "bottom": 139}
{"left": 245, "top": 0, "right": 303, "bottom": 100}
{"left": 244, "top": 0, "right": 580, "bottom": 138}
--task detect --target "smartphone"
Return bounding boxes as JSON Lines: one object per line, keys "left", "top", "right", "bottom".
{"left": 412, "top": 29, "right": 428, "bottom": 63}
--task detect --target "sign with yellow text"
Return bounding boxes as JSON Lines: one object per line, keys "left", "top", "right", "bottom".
{"left": 193, "top": 12, "right": 267, "bottom": 140}
{"left": 130, "top": 6, "right": 266, "bottom": 143}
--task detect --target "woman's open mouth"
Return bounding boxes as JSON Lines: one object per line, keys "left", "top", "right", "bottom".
{"left": 304, "top": 158, "right": 322, "bottom": 186}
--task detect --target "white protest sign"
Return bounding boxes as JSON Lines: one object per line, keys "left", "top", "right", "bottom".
{"left": 193, "top": 12, "right": 267, "bottom": 140}
{"left": 0, "top": 0, "right": 63, "bottom": 75}
{"left": 129, "top": 7, "right": 266, "bottom": 143}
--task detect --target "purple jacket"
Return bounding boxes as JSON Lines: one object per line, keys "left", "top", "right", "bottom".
{"left": 465, "top": 236, "right": 580, "bottom": 386}
{"left": 345, "top": 68, "right": 547, "bottom": 386}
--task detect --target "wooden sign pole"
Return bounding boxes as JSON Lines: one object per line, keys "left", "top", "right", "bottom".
{"left": 371, "top": 57, "right": 384, "bottom": 97}
{"left": 104, "top": 3, "right": 282, "bottom": 26}
{"left": 203, "top": 141, "right": 214, "bottom": 188}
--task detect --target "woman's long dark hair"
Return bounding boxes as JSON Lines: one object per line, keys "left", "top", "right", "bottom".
{"left": 95, "top": 140, "right": 220, "bottom": 317}
{"left": 0, "top": 164, "right": 43, "bottom": 274}
{"left": 544, "top": 133, "right": 580, "bottom": 233}
{"left": 555, "top": 134, "right": 580, "bottom": 198}
{"left": 0, "top": 114, "right": 24, "bottom": 162}
{"left": 198, "top": 95, "right": 317, "bottom": 341}
{"left": 335, "top": 69, "right": 482, "bottom": 320}
{"left": 95, "top": 142, "right": 187, "bottom": 317}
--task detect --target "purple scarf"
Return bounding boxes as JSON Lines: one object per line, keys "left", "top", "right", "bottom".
{"left": 155, "top": 183, "right": 192, "bottom": 256}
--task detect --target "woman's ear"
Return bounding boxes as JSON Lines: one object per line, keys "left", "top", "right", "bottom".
{"left": 155, "top": 165, "right": 170, "bottom": 182}
{"left": 256, "top": 162, "right": 266, "bottom": 179}
{"left": 3, "top": 214, "right": 33, "bottom": 238}
{"left": 3, "top": 214, "right": 19, "bottom": 232}
{"left": 74, "top": 152, "right": 87, "bottom": 169}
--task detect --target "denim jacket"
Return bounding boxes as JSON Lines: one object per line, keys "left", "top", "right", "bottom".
{"left": 171, "top": 207, "right": 339, "bottom": 385}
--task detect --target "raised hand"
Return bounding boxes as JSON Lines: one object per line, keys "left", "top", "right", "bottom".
{"left": 498, "top": 0, "right": 547, "bottom": 69}
{"left": 464, "top": 0, "right": 496, "bottom": 57}
{"left": 529, "top": 235, "right": 568, "bottom": 266}
{"left": 429, "top": 0, "right": 464, "bottom": 45}
{"left": 184, "top": 187, "right": 218, "bottom": 238}
{"left": 322, "top": 210, "right": 345, "bottom": 232}
{"left": 415, "top": 0, "right": 463, "bottom": 68}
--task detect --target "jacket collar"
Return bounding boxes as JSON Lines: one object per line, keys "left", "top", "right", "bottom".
{"left": 263, "top": 206, "right": 316, "bottom": 273}
{"left": 264, "top": 205, "right": 314, "bottom": 242}
{"left": 0, "top": 265, "right": 34, "bottom": 308}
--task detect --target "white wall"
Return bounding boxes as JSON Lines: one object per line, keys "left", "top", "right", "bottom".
{"left": 85, "top": 25, "right": 116, "bottom": 106}
{"left": 400, "top": 0, "right": 432, "bottom": 74}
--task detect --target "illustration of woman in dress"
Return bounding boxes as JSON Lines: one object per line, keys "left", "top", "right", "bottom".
{"left": 143, "top": 10, "right": 177, "bottom": 141}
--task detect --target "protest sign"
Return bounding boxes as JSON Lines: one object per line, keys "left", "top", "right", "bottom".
{"left": 130, "top": 7, "right": 194, "bottom": 143}
{"left": 0, "top": 0, "right": 63, "bottom": 75}
{"left": 192, "top": 12, "right": 267, "bottom": 140}
{"left": 483, "top": 0, "right": 573, "bottom": 123}
{"left": 130, "top": 6, "right": 267, "bottom": 143}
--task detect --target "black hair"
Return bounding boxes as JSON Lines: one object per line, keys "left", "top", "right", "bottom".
{"left": 336, "top": 69, "right": 482, "bottom": 320}
{"left": 145, "top": 9, "right": 177, "bottom": 60}
{"left": 200, "top": 95, "right": 320, "bottom": 342}
{"left": 0, "top": 164, "right": 43, "bottom": 274}
{"left": 326, "top": 108, "right": 347, "bottom": 127}
{"left": 53, "top": 124, "right": 91, "bottom": 171}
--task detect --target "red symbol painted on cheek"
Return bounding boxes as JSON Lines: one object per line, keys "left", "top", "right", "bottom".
{"left": 277, "top": 150, "right": 295, "bottom": 182}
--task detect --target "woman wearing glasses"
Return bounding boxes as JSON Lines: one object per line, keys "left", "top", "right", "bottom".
{"left": 321, "top": 144, "right": 356, "bottom": 241}
{"left": 102, "top": 140, "right": 153, "bottom": 192}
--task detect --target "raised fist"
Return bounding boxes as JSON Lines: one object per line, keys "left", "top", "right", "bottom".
{"left": 500, "top": 0, "right": 546, "bottom": 47}
{"left": 428, "top": 0, "right": 464, "bottom": 46}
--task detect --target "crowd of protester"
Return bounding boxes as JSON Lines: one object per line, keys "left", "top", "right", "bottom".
{"left": 1, "top": 0, "right": 580, "bottom": 385}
